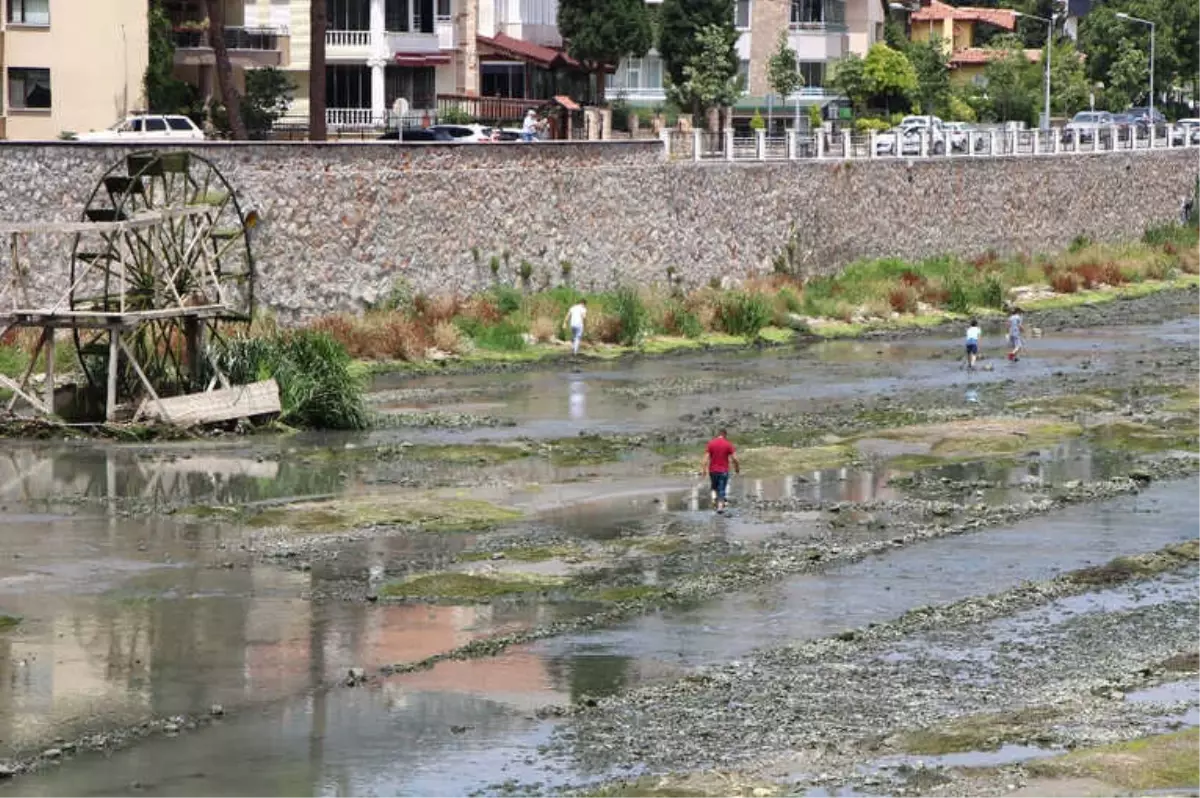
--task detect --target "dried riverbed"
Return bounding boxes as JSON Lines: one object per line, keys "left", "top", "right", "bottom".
{"left": 0, "top": 288, "right": 1196, "bottom": 796}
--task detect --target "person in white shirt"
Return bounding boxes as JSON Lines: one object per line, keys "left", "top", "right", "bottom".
{"left": 965, "top": 318, "right": 981, "bottom": 371}
{"left": 521, "top": 109, "right": 539, "bottom": 142}
{"left": 563, "top": 300, "right": 587, "bottom": 356}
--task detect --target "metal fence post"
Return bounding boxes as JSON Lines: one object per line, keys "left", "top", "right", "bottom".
{"left": 816, "top": 129, "right": 824, "bottom": 159}
{"left": 725, "top": 128, "right": 735, "bottom": 161}
{"left": 692, "top": 128, "right": 703, "bottom": 162}
{"left": 787, "top": 129, "right": 797, "bottom": 160}
{"left": 1051, "top": 127, "right": 1059, "bottom": 154}
{"left": 919, "top": 131, "right": 928, "bottom": 158}
{"left": 1033, "top": 129, "right": 1040, "bottom": 155}
{"left": 842, "top": 129, "right": 851, "bottom": 160}
{"left": 990, "top": 130, "right": 997, "bottom": 156}
{"left": 660, "top": 129, "right": 671, "bottom": 160}
{"left": 756, "top": 129, "right": 767, "bottom": 161}
{"left": 1165, "top": 124, "right": 1173, "bottom": 150}
{"left": 869, "top": 130, "right": 877, "bottom": 159}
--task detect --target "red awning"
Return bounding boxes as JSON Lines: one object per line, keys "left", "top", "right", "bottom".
{"left": 394, "top": 52, "right": 452, "bottom": 66}
{"left": 552, "top": 94, "right": 580, "bottom": 111}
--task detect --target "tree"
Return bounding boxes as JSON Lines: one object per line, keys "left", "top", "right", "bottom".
{"left": 558, "top": 0, "right": 652, "bottom": 103}
{"left": 828, "top": 53, "right": 869, "bottom": 113}
{"left": 1077, "top": 0, "right": 1195, "bottom": 110}
{"left": 1044, "top": 39, "right": 1089, "bottom": 117}
{"left": 212, "top": 67, "right": 295, "bottom": 139}
{"left": 145, "top": 0, "right": 205, "bottom": 125}
{"left": 905, "top": 36, "right": 950, "bottom": 116}
{"left": 205, "top": 0, "right": 245, "bottom": 139}
{"left": 863, "top": 43, "right": 917, "bottom": 114}
{"left": 981, "top": 36, "right": 1039, "bottom": 124}
{"left": 659, "top": 0, "right": 736, "bottom": 99}
{"left": 766, "top": 30, "right": 802, "bottom": 100}
{"left": 1105, "top": 38, "right": 1150, "bottom": 110}
{"left": 665, "top": 23, "right": 740, "bottom": 123}
{"left": 309, "top": 0, "right": 327, "bottom": 141}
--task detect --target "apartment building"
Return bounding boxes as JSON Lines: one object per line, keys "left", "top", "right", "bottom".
{"left": 1, "top": 0, "right": 148, "bottom": 140}
{"left": 607, "top": 0, "right": 887, "bottom": 117}
{"left": 177, "top": 0, "right": 591, "bottom": 128}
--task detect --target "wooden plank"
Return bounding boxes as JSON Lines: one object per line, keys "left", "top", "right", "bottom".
{"left": 0, "top": 374, "right": 50, "bottom": 416}
{"left": 139, "top": 380, "right": 281, "bottom": 427}
{"left": 0, "top": 206, "right": 215, "bottom": 236}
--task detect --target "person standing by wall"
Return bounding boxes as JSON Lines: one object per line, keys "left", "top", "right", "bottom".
{"left": 1007, "top": 307, "right": 1024, "bottom": 361}
{"left": 701, "top": 429, "right": 740, "bottom": 513}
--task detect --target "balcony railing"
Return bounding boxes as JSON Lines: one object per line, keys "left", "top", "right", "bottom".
{"left": 788, "top": 21, "right": 848, "bottom": 31}
{"left": 173, "top": 26, "right": 286, "bottom": 50}
{"left": 326, "top": 29, "right": 371, "bottom": 48}
{"left": 436, "top": 94, "right": 542, "bottom": 123}
{"left": 326, "top": 108, "right": 378, "bottom": 127}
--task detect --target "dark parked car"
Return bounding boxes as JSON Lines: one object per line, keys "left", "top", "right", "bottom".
{"left": 378, "top": 128, "right": 454, "bottom": 142}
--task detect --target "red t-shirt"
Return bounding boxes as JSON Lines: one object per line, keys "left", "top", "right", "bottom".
{"left": 706, "top": 437, "right": 736, "bottom": 473}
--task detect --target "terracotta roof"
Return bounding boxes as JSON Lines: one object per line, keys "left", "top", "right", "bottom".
{"left": 949, "top": 46, "right": 1042, "bottom": 65}
{"left": 912, "top": 0, "right": 1018, "bottom": 30}
{"left": 477, "top": 32, "right": 582, "bottom": 69}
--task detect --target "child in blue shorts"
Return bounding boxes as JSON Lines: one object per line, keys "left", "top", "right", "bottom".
{"left": 965, "top": 318, "right": 981, "bottom": 371}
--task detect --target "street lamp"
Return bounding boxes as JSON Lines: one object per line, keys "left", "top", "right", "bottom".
{"left": 1115, "top": 12, "right": 1155, "bottom": 125}
{"left": 1015, "top": 11, "right": 1055, "bottom": 130}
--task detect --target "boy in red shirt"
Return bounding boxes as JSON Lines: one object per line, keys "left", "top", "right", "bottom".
{"left": 701, "top": 429, "right": 740, "bottom": 513}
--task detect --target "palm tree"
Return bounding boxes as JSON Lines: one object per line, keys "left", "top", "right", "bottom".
{"left": 206, "top": 0, "right": 247, "bottom": 139}
{"left": 309, "top": 0, "right": 327, "bottom": 140}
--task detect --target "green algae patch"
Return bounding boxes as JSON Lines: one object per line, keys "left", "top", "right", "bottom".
{"left": 1009, "top": 394, "right": 1118, "bottom": 414}
{"left": 379, "top": 570, "right": 566, "bottom": 601}
{"left": 1086, "top": 420, "right": 1199, "bottom": 453}
{"left": 895, "top": 706, "right": 1062, "bottom": 755}
{"left": 397, "top": 443, "right": 531, "bottom": 465}
{"left": 738, "top": 444, "right": 854, "bottom": 475}
{"left": 1069, "top": 540, "right": 1199, "bottom": 587}
{"left": 0, "top": 615, "right": 20, "bottom": 631}
{"left": 1155, "top": 651, "right": 1199, "bottom": 673}
{"left": 757, "top": 326, "right": 795, "bottom": 344}
{"left": 1162, "top": 385, "right": 1200, "bottom": 413}
{"left": 544, "top": 435, "right": 627, "bottom": 467}
{"left": 457, "top": 545, "right": 582, "bottom": 563}
{"left": 247, "top": 495, "right": 522, "bottom": 533}
{"left": 178, "top": 504, "right": 241, "bottom": 519}
{"left": 1026, "top": 728, "right": 1200, "bottom": 792}
{"left": 869, "top": 418, "right": 1082, "bottom": 460}
{"left": 636, "top": 537, "right": 688, "bottom": 555}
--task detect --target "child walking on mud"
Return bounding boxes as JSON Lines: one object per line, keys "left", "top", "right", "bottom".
{"left": 965, "top": 318, "right": 981, "bottom": 371}
{"left": 1007, "top": 307, "right": 1024, "bottom": 361}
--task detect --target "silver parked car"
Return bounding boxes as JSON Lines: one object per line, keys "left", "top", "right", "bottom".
{"left": 1171, "top": 119, "right": 1200, "bottom": 146}
{"left": 1061, "top": 111, "right": 1114, "bottom": 144}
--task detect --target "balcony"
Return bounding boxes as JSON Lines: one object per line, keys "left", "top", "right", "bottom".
{"left": 173, "top": 26, "right": 288, "bottom": 67}
{"left": 787, "top": 29, "right": 848, "bottom": 60}
{"left": 387, "top": 30, "right": 440, "bottom": 54}
{"left": 326, "top": 28, "right": 372, "bottom": 59}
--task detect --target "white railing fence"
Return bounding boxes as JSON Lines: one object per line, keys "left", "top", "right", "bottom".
{"left": 665, "top": 124, "right": 1199, "bottom": 162}
{"left": 326, "top": 29, "right": 371, "bottom": 47}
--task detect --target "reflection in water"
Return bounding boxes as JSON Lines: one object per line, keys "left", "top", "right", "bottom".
{"left": 568, "top": 380, "right": 587, "bottom": 421}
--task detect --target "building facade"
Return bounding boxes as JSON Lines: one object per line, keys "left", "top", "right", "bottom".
{"left": 909, "top": 0, "right": 1040, "bottom": 85}
{"left": 607, "top": 0, "right": 886, "bottom": 118}
{"left": 2, "top": 0, "right": 148, "bottom": 140}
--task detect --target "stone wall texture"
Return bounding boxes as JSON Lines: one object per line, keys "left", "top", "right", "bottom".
{"left": 0, "top": 141, "right": 1196, "bottom": 322}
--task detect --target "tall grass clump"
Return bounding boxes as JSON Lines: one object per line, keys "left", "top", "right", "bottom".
{"left": 467, "top": 320, "right": 527, "bottom": 351}
{"left": 213, "top": 330, "right": 369, "bottom": 430}
{"left": 611, "top": 285, "right": 649, "bottom": 346}
{"left": 718, "top": 291, "right": 772, "bottom": 337}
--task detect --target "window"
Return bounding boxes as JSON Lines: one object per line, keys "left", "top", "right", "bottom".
{"left": 326, "top": 65, "right": 371, "bottom": 108}
{"left": 737, "top": 59, "right": 750, "bottom": 93}
{"left": 7, "top": 0, "right": 49, "bottom": 24}
{"left": 790, "top": 0, "right": 843, "bottom": 27}
{"left": 735, "top": 0, "right": 751, "bottom": 28}
{"left": 386, "top": 65, "right": 435, "bottom": 108}
{"left": 7, "top": 68, "right": 51, "bottom": 110}
{"left": 481, "top": 62, "right": 525, "bottom": 98}
{"left": 128, "top": 118, "right": 144, "bottom": 132}
{"left": 798, "top": 61, "right": 825, "bottom": 88}
{"left": 145, "top": 117, "right": 168, "bottom": 132}
{"left": 167, "top": 116, "right": 195, "bottom": 131}
{"left": 606, "top": 55, "right": 665, "bottom": 95}
{"left": 436, "top": 0, "right": 450, "bottom": 18}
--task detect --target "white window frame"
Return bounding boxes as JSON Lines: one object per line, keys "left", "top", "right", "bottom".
{"left": 734, "top": 0, "right": 752, "bottom": 30}
{"left": 7, "top": 66, "right": 51, "bottom": 111}
{"left": 6, "top": 0, "right": 49, "bottom": 25}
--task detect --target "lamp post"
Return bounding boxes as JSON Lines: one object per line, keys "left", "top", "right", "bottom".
{"left": 1016, "top": 11, "right": 1054, "bottom": 130}
{"left": 1115, "top": 12, "right": 1155, "bottom": 126}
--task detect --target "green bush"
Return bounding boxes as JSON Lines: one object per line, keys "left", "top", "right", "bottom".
{"left": 749, "top": 111, "right": 766, "bottom": 131}
{"left": 439, "top": 106, "right": 474, "bottom": 124}
{"left": 975, "top": 275, "right": 1005, "bottom": 308}
{"left": 777, "top": 286, "right": 803, "bottom": 314}
{"left": 471, "top": 321, "right": 527, "bottom": 351}
{"left": 854, "top": 117, "right": 892, "bottom": 134}
{"left": 491, "top": 285, "right": 524, "bottom": 315}
{"left": 718, "top": 292, "right": 773, "bottom": 337}
{"left": 612, "top": 285, "right": 649, "bottom": 346}
{"left": 945, "top": 280, "right": 972, "bottom": 314}
{"left": 214, "top": 331, "right": 368, "bottom": 430}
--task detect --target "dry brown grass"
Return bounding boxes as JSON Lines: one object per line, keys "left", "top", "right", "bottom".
{"left": 529, "top": 316, "right": 558, "bottom": 343}
{"left": 431, "top": 320, "right": 465, "bottom": 354}
{"left": 310, "top": 312, "right": 430, "bottom": 361}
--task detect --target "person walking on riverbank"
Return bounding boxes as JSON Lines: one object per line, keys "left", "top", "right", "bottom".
{"left": 702, "top": 430, "right": 740, "bottom": 513}
{"left": 965, "top": 318, "right": 981, "bottom": 371}
{"left": 564, "top": 299, "right": 587, "bottom": 356}
{"left": 1007, "top": 307, "right": 1024, "bottom": 361}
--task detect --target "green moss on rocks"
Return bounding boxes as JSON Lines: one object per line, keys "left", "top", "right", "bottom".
{"left": 379, "top": 571, "right": 566, "bottom": 600}
{"left": 1026, "top": 728, "right": 1200, "bottom": 791}
{"left": 247, "top": 495, "right": 522, "bottom": 533}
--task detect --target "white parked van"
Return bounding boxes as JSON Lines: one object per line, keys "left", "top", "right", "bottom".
{"left": 74, "top": 115, "right": 206, "bottom": 143}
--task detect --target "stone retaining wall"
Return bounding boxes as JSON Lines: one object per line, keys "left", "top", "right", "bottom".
{"left": 0, "top": 141, "right": 1194, "bottom": 321}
